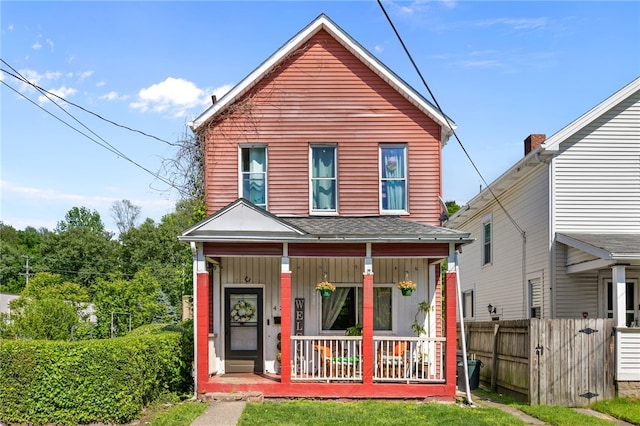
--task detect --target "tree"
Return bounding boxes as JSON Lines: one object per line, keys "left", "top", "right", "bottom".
{"left": 111, "top": 199, "right": 141, "bottom": 235}
{"left": 41, "top": 207, "right": 118, "bottom": 290}
{"left": 92, "top": 269, "right": 168, "bottom": 338}
{"left": 0, "top": 223, "right": 47, "bottom": 293}
{"left": 446, "top": 200, "right": 461, "bottom": 217}
{"left": 0, "top": 272, "right": 89, "bottom": 340}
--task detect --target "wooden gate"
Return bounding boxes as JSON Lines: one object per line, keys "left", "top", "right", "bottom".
{"left": 529, "top": 318, "right": 614, "bottom": 406}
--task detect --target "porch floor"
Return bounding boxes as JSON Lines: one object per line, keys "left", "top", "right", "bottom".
{"left": 209, "top": 372, "right": 281, "bottom": 385}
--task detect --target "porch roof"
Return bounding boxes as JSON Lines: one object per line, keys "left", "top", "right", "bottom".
{"left": 180, "top": 198, "right": 472, "bottom": 245}
{"left": 557, "top": 232, "right": 640, "bottom": 267}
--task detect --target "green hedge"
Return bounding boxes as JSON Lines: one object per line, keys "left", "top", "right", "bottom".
{"left": 0, "top": 328, "right": 185, "bottom": 425}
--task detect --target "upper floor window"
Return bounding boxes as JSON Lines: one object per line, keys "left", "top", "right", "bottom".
{"left": 310, "top": 145, "right": 337, "bottom": 213}
{"left": 380, "top": 145, "right": 407, "bottom": 213}
{"left": 482, "top": 214, "right": 492, "bottom": 266}
{"left": 240, "top": 146, "right": 267, "bottom": 209}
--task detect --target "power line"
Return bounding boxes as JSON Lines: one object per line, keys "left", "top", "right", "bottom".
{"left": 376, "top": 0, "right": 525, "bottom": 237}
{"left": 0, "top": 59, "right": 178, "bottom": 147}
{"left": 0, "top": 65, "right": 189, "bottom": 197}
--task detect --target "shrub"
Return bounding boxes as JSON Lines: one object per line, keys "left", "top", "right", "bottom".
{"left": 0, "top": 329, "right": 183, "bottom": 425}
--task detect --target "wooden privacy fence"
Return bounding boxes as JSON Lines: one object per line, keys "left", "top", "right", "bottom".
{"left": 457, "top": 319, "right": 614, "bottom": 406}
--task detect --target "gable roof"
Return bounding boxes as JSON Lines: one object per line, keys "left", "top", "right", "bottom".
{"left": 541, "top": 77, "right": 640, "bottom": 152}
{"left": 180, "top": 198, "right": 472, "bottom": 244}
{"left": 188, "top": 13, "right": 455, "bottom": 143}
{"left": 447, "top": 76, "right": 640, "bottom": 226}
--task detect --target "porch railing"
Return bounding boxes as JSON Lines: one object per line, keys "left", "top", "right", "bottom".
{"left": 290, "top": 335, "right": 445, "bottom": 383}
{"left": 291, "top": 336, "right": 363, "bottom": 382}
{"left": 374, "top": 336, "right": 445, "bottom": 383}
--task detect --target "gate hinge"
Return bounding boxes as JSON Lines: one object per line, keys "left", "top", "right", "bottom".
{"left": 579, "top": 327, "right": 598, "bottom": 335}
{"left": 580, "top": 391, "right": 599, "bottom": 399}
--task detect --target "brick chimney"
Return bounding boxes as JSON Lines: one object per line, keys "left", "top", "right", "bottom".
{"left": 524, "top": 134, "right": 546, "bottom": 155}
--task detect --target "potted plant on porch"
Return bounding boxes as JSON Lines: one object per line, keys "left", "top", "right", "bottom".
{"left": 316, "top": 280, "right": 336, "bottom": 297}
{"left": 397, "top": 280, "right": 416, "bottom": 296}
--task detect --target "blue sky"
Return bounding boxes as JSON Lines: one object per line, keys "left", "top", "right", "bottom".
{"left": 2, "top": 1, "right": 639, "bottom": 233}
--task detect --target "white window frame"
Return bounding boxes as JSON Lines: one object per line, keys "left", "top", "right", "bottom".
{"left": 379, "top": 144, "right": 409, "bottom": 215}
{"left": 309, "top": 144, "right": 338, "bottom": 215}
{"left": 481, "top": 213, "right": 492, "bottom": 266}
{"left": 238, "top": 145, "right": 267, "bottom": 209}
{"left": 319, "top": 284, "right": 395, "bottom": 334}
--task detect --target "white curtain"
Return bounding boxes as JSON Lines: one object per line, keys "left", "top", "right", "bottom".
{"left": 322, "top": 287, "right": 350, "bottom": 330}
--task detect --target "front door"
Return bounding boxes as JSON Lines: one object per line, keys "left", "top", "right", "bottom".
{"left": 225, "top": 288, "right": 263, "bottom": 373}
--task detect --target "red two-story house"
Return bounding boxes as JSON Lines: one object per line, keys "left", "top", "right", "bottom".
{"left": 180, "top": 14, "right": 471, "bottom": 400}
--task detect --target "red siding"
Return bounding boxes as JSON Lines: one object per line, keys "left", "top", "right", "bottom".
{"left": 288, "top": 243, "right": 365, "bottom": 257}
{"left": 371, "top": 243, "right": 449, "bottom": 257}
{"left": 202, "top": 30, "right": 442, "bottom": 224}
{"left": 203, "top": 242, "right": 283, "bottom": 257}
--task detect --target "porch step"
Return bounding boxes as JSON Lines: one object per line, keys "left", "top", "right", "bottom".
{"left": 199, "top": 391, "right": 264, "bottom": 403}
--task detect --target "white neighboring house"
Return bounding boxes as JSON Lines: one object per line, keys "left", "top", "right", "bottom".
{"left": 446, "top": 77, "right": 640, "bottom": 386}
{"left": 0, "top": 293, "right": 20, "bottom": 315}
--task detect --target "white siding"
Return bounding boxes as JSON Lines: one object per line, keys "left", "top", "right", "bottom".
{"left": 554, "top": 90, "right": 640, "bottom": 233}
{"left": 553, "top": 243, "right": 599, "bottom": 318}
{"left": 454, "top": 165, "right": 551, "bottom": 320}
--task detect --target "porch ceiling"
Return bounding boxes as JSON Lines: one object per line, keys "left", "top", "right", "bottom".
{"left": 557, "top": 232, "right": 640, "bottom": 268}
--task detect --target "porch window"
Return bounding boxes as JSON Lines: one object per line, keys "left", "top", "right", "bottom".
{"left": 321, "top": 286, "right": 392, "bottom": 331}
{"left": 606, "top": 280, "right": 638, "bottom": 327}
{"left": 380, "top": 145, "right": 407, "bottom": 213}
{"left": 240, "top": 146, "right": 267, "bottom": 209}
{"left": 310, "top": 145, "right": 337, "bottom": 213}
{"left": 481, "top": 214, "right": 492, "bottom": 266}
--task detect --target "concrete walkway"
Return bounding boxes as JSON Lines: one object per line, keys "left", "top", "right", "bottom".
{"left": 191, "top": 400, "right": 246, "bottom": 426}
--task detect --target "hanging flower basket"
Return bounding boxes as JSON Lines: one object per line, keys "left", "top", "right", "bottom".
{"left": 316, "top": 281, "right": 336, "bottom": 297}
{"left": 397, "top": 280, "right": 416, "bottom": 296}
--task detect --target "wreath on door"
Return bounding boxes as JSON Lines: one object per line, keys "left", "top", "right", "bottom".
{"left": 231, "top": 300, "right": 256, "bottom": 323}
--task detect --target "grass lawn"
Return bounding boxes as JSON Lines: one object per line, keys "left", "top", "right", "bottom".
{"left": 238, "top": 399, "right": 526, "bottom": 426}
{"left": 128, "top": 399, "right": 208, "bottom": 426}
{"left": 473, "top": 387, "right": 640, "bottom": 426}
{"left": 590, "top": 397, "right": 640, "bottom": 425}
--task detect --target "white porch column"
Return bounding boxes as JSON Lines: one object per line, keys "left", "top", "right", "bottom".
{"left": 612, "top": 265, "right": 627, "bottom": 328}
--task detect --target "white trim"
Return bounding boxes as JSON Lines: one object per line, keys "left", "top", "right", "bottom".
{"left": 481, "top": 213, "right": 493, "bottom": 267}
{"left": 238, "top": 145, "right": 268, "bottom": 209}
{"left": 542, "top": 77, "right": 640, "bottom": 152}
{"left": 379, "top": 144, "right": 409, "bottom": 215}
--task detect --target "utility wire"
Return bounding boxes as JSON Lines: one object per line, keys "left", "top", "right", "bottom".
{"left": 1, "top": 65, "right": 189, "bottom": 197}
{"left": 377, "top": 0, "right": 525, "bottom": 237}
{"left": 0, "top": 59, "right": 178, "bottom": 147}
{"left": 2, "top": 78, "right": 183, "bottom": 195}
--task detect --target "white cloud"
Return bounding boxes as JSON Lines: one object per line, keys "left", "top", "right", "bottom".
{"left": 8, "top": 24, "right": 14, "bottom": 31}
{"left": 0, "top": 180, "right": 176, "bottom": 232}
{"left": 79, "top": 70, "right": 94, "bottom": 79}
{"left": 99, "top": 91, "right": 128, "bottom": 101}
{"left": 37, "top": 85, "right": 76, "bottom": 104}
{"left": 476, "top": 17, "right": 548, "bottom": 31}
{"left": 374, "top": 44, "right": 384, "bottom": 53}
{"left": 32, "top": 41, "right": 42, "bottom": 50}
{"left": 96, "top": 81, "right": 106, "bottom": 87}
{"left": 46, "top": 38, "right": 54, "bottom": 51}
{"left": 130, "top": 77, "right": 231, "bottom": 118}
